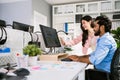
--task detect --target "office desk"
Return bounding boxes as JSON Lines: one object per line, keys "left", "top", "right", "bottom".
{"left": 27, "top": 61, "right": 87, "bottom": 80}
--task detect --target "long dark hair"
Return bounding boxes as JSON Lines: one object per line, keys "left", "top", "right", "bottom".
{"left": 80, "top": 15, "right": 94, "bottom": 47}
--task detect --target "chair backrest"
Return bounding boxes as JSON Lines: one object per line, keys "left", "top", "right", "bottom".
{"left": 110, "top": 48, "right": 120, "bottom": 80}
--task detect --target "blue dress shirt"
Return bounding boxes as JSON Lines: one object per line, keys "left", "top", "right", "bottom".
{"left": 89, "top": 32, "right": 117, "bottom": 72}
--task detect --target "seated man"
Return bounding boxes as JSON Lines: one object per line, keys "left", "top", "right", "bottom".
{"left": 67, "top": 15, "right": 117, "bottom": 73}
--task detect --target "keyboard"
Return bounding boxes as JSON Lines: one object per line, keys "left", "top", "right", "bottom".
{"left": 61, "top": 58, "right": 73, "bottom": 61}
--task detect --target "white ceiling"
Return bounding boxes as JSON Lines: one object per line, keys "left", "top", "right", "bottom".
{"left": 0, "top": 0, "right": 26, "bottom": 4}
{"left": 45, "top": 0, "right": 105, "bottom": 5}
{"left": 0, "top": 0, "right": 106, "bottom": 4}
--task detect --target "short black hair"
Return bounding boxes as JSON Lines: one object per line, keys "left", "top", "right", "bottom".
{"left": 95, "top": 15, "right": 112, "bottom": 32}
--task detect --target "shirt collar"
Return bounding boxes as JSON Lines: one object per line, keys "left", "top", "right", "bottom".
{"left": 97, "top": 32, "right": 110, "bottom": 41}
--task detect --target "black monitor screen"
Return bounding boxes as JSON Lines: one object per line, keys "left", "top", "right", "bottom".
{"left": 13, "top": 21, "right": 34, "bottom": 32}
{"left": 0, "top": 20, "right": 6, "bottom": 27}
{"left": 40, "top": 25, "right": 61, "bottom": 48}
{"left": 75, "top": 14, "right": 82, "bottom": 23}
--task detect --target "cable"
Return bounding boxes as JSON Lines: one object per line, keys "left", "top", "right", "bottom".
{"left": 28, "top": 32, "right": 40, "bottom": 48}
{"left": 28, "top": 32, "right": 33, "bottom": 44}
{"left": 34, "top": 33, "right": 39, "bottom": 44}
{"left": 34, "top": 31, "right": 41, "bottom": 33}
{"left": 5, "top": 63, "right": 11, "bottom": 74}
{"left": 57, "top": 30, "right": 68, "bottom": 35}
{"left": 85, "top": 64, "right": 89, "bottom": 68}
{"left": 6, "top": 24, "right": 13, "bottom": 28}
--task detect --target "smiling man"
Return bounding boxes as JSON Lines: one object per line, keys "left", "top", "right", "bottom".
{"left": 67, "top": 15, "right": 117, "bottom": 72}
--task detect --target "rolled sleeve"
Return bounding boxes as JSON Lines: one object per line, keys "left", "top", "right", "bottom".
{"left": 89, "top": 52, "right": 96, "bottom": 64}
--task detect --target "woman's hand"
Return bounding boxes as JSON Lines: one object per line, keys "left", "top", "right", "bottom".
{"left": 59, "top": 37, "right": 66, "bottom": 46}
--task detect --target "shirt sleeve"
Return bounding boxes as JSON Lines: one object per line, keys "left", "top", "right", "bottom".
{"left": 89, "top": 38, "right": 111, "bottom": 65}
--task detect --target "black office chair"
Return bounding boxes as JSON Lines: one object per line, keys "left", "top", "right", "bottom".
{"left": 85, "top": 48, "right": 120, "bottom": 80}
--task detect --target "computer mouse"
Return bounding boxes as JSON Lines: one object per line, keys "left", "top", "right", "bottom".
{"left": 61, "top": 58, "right": 73, "bottom": 61}
{"left": 13, "top": 68, "right": 30, "bottom": 76}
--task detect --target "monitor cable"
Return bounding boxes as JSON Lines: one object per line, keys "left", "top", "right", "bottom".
{"left": 28, "top": 32, "right": 40, "bottom": 47}
{"left": 57, "top": 30, "right": 68, "bottom": 35}
{"left": 28, "top": 32, "right": 33, "bottom": 45}
{"left": 6, "top": 24, "right": 13, "bottom": 28}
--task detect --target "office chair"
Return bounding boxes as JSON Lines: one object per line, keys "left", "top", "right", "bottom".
{"left": 85, "top": 48, "right": 120, "bottom": 80}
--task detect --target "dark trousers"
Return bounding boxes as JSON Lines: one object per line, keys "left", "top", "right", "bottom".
{"left": 85, "top": 69, "right": 110, "bottom": 80}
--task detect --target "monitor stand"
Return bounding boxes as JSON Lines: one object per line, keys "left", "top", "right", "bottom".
{"left": 46, "top": 47, "right": 57, "bottom": 55}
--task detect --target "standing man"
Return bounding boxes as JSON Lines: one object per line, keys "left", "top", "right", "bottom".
{"left": 67, "top": 15, "right": 117, "bottom": 72}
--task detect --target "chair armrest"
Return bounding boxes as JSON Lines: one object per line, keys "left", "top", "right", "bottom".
{"left": 85, "top": 69, "right": 110, "bottom": 80}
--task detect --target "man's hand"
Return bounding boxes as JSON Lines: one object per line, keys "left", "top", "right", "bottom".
{"left": 67, "top": 55, "right": 91, "bottom": 64}
{"left": 67, "top": 55, "right": 80, "bottom": 62}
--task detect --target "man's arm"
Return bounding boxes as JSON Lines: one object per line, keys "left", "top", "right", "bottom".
{"left": 68, "top": 55, "right": 91, "bottom": 64}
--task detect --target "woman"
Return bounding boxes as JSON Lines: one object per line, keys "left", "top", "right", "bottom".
{"left": 61, "top": 15, "right": 98, "bottom": 54}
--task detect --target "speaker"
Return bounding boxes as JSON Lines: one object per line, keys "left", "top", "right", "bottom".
{"left": 0, "top": 27, "right": 7, "bottom": 45}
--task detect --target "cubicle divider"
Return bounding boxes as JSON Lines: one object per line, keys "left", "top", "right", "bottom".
{"left": 0, "top": 28, "right": 42, "bottom": 66}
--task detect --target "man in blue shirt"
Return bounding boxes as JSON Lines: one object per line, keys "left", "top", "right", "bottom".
{"left": 67, "top": 15, "right": 117, "bottom": 72}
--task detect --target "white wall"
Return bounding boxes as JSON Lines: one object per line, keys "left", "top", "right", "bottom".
{"left": 32, "top": 0, "right": 52, "bottom": 27}
{"left": 0, "top": 0, "right": 32, "bottom": 25}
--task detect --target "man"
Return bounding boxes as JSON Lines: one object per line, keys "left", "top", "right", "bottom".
{"left": 68, "top": 15, "right": 117, "bottom": 72}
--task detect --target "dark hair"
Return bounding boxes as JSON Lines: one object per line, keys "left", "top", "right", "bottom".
{"left": 95, "top": 15, "right": 112, "bottom": 32}
{"left": 80, "top": 15, "right": 93, "bottom": 47}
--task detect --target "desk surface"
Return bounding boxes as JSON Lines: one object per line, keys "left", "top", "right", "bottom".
{"left": 27, "top": 61, "right": 87, "bottom": 80}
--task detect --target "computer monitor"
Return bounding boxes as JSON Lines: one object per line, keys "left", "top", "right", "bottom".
{"left": 12, "top": 21, "right": 34, "bottom": 33}
{"left": 0, "top": 20, "right": 6, "bottom": 27}
{"left": 40, "top": 24, "right": 61, "bottom": 48}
